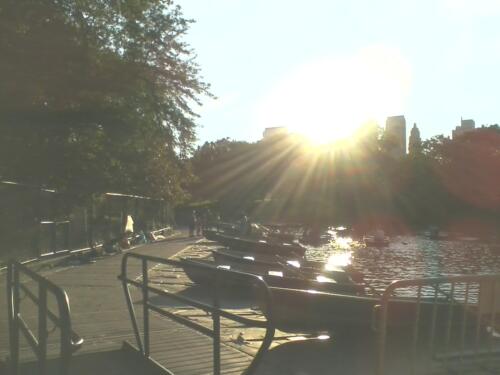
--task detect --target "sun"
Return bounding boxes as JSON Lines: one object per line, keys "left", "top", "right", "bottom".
{"left": 255, "top": 46, "right": 412, "bottom": 144}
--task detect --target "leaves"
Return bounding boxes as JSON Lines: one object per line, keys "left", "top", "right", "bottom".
{"left": 189, "top": 129, "right": 500, "bottom": 226}
{"left": 0, "top": 0, "right": 210, "bottom": 202}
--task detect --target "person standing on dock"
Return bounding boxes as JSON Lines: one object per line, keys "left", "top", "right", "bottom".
{"left": 188, "top": 210, "right": 196, "bottom": 237}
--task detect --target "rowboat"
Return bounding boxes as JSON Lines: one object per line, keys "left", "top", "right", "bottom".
{"left": 180, "top": 258, "right": 364, "bottom": 295}
{"left": 203, "top": 229, "right": 307, "bottom": 257}
{"left": 265, "top": 287, "right": 473, "bottom": 333}
{"left": 180, "top": 258, "right": 472, "bottom": 334}
{"left": 364, "top": 235, "right": 390, "bottom": 247}
{"left": 211, "top": 248, "right": 364, "bottom": 285}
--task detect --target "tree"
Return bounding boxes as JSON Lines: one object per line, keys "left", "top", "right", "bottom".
{"left": 0, "top": 0, "right": 210, "bottom": 202}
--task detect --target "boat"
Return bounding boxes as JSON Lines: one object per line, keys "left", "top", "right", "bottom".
{"left": 211, "top": 248, "right": 364, "bottom": 285}
{"left": 265, "top": 287, "right": 474, "bottom": 333}
{"left": 202, "top": 229, "right": 307, "bottom": 257}
{"left": 180, "top": 258, "right": 472, "bottom": 334}
{"left": 180, "top": 257, "right": 364, "bottom": 295}
{"left": 363, "top": 235, "right": 390, "bottom": 247}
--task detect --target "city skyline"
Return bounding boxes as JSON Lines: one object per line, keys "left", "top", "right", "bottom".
{"left": 180, "top": 0, "right": 500, "bottom": 145}
{"left": 241, "top": 115, "right": 482, "bottom": 145}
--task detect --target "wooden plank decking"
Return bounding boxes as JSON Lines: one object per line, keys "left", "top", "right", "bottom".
{"left": 3, "top": 237, "right": 498, "bottom": 374}
{"left": 0, "top": 237, "right": 254, "bottom": 374}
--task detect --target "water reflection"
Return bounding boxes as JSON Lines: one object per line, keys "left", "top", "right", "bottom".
{"left": 307, "top": 233, "right": 500, "bottom": 297}
{"left": 325, "top": 252, "right": 352, "bottom": 269}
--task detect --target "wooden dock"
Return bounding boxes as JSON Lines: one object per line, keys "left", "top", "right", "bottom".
{"left": 0, "top": 238, "right": 254, "bottom": 374}
{"left": 2, "top": 237, "right": 497, "bottom": 374}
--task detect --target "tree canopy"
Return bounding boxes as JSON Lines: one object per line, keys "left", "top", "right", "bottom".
{"left": 190, "top": 126, "right": 500, "bottom": 231}
{"left": 0, "top": 0, "right": 210, "bottom": 201}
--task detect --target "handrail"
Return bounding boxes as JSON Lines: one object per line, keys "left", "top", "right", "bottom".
{"left": 118, "top": 252, "right": 276, "bottom": 375}
{"left": 376, "top": 273, "right": 500, "bottom": 375}
{"left": 7, "top": 260, "right": 83, "bottom": 375}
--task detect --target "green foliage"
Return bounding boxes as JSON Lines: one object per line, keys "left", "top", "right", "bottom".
{"left": 0, "top": 0, "right": 210, "bottom": 202}
{"left": 189, "top": 129, "right": 500, "bottom": 228}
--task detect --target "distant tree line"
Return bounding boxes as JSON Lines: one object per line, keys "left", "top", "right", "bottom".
{"left": 190, "top": 125, "right": 500, "bottom": 233}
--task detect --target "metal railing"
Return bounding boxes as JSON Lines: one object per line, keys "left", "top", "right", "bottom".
{"left": 118, "top": 252, "right": 276, "bottom": 375}
{"left": 376, "top": 274, "right": 500, "bottom": 375}
{"left": 6, "top": 260, "right": 83, "bottom": 375}
{"left": 39, "top": 220, "right": 70, "bottom": 256}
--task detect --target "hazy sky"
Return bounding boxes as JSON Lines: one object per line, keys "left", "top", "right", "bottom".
{"left": 181, "top": 0, "right": 500, "bottom": 144}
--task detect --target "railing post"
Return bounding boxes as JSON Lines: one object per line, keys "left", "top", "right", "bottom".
{"left": 8, "top": 263, "right": 20, "bottom": 375}
{"left": 38, "top": 283, "right": 48, "bottom": 375}
{"left": 142, "top": 258, "right": 150, "bottom": 358}
{"left": 377, "top": 286, "right": 393, "bottom": 375}
{"left": 213, "top": 271, "right": 221, "bottom": 375}
{"left": 59, "top": 293, "right": 73, "bottom": 375}
{"left": 51, "top": 221, "right": 57, "bottom": 254}
{"left": 64, "top": 221, "right": 70, "bottom": 251}
{"left": 120, "top": 254, "right": 144, "bottom": 353}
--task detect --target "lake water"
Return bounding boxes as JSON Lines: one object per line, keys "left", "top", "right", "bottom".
{"left": 306, "top": 235, "right": 500, "bottom": 296}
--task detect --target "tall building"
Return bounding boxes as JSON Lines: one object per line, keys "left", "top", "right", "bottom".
{"left": 262, "top": 127, "right": 288, "bottom": 139}
{"left": 452, "top": 118, "right": 475, "bottom": 139}
{"left": 384, "top": 115, "right": 406, "bottom": 158}
{"left": 408, "top": 123, "right": 422, "bottom": 155}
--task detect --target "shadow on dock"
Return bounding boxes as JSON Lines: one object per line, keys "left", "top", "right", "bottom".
{"left": 12, "top": 346, "right": 167, "bottom": 375}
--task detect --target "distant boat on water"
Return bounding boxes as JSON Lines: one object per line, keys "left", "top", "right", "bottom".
{"left": 363, "top": 229, "right": 390, "bottom": 247}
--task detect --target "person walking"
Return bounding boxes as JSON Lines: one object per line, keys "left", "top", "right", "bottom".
{"left": 188, "top": 210, "right": 196, "bottom": 237}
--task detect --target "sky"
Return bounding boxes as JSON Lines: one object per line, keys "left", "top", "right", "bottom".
{"left": 180, "top": 0, "right": 500, "bottom": 145}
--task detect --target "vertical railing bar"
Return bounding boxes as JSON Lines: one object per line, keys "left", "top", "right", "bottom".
{"left": 377, "top": 286, "right": 393, "bottom": 375}
{"left": 243, "top": 280, "right": 275, "bottom": 375}
{"left": 8, "top": 262, "right": 20, "bottom": 375}
{"left": 428, "top": 283, "right": 439, "bottom": 357}
{"left": 411, "top": 285, "right": 422, "bottom": 375}
{"left": 213, "top": 269, "right": 221, "bottom": 375}
{"left": 51, "top": 221, "right": 57, "bottom": 254}
{"left": 488, "top": 280, "right": 497, "bottom": 357}
{"left": 38, "top": 283, "right": 48, "bottom": 375}
{"left": 460, "top": 282, "right": 470, "bottom": 366}
{"left": 14, "top": 264, "right": 20, "bottom": 374}
{"left": 58, "top": 291, "right": 72, "bottom": 375}
{"left": 142, "top": 258, "right": 150, "bottom": 358}
{"left": 475, "top": 282, "right": 483, "bottom": 354}
{"left": 444, "top": 282, "right": 455, "bottom": 354}
{"left": 120, "top": 255, "right": 144, "bottom": 353}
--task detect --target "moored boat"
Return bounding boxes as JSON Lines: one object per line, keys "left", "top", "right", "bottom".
{"left": 265, "top": 287, "right": 475, "bottom": 333}
{"left": 211, "top": 248, "right": 364, "bottom": 286}
{"left": 180, "top": 257, "right": 364, "bottom": 295}
{"left": 203, "top": 229, "right": 307, "bottom": 257}
{"left": 364, "top": 235, "right": 390, "bottom": 247}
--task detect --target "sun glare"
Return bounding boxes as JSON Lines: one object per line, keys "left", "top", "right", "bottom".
{"left": 255, "top": 46, "right": 412, "bottom": 144}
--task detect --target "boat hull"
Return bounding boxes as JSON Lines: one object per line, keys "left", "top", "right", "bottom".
{"left": 203, "top": 230, "right": 307, "bottom": 257}
{"left": 267, "top": 287, "right": 473, "bottom": 333}
{"left": 180, "top": 258, "right": 362, "bottom": 295}
{"left": 212, "top": 249, "right": 364, "bottom": 291}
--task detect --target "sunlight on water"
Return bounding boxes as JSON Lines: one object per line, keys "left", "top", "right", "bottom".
{"left": 268, "top": 270, "right": 284, "bottom": 277}
{"left": 316, "top": 275, "right": 336, "bottom": 283}
{"left": 325, "top": 252, "right": 352, "bottom": 269}
{"left": 287, "top": 260, "right": 301, "bottom": 268}
{"left": 333, "top": 236, "right": 353, "bottom": 250}
{"left": 307, "top": 233, "right": 500, "bottom": 297}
